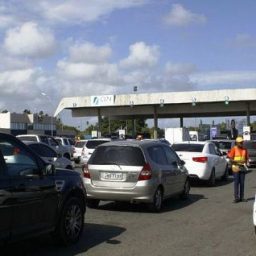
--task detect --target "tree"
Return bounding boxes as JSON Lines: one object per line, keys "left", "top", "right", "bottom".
{"left": 23, "top": 109, "right": 31, "bottom": 114}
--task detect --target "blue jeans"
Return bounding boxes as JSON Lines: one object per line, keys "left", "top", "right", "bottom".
{"left": 233, "top": 172, "right": 245, "bottom": 200}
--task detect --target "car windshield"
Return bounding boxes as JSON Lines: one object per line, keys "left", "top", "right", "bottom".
{"left": 172, "top": 143, "right": 204, "bottom": 152}
{"left": 86, "top": 140, "right": 109, "bottom": 149}
{"left": 88, "top": 146, "right": 145, "bottom": 166}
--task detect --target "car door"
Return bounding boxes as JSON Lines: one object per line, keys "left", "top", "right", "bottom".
{"left": 0, "top": 150, "right": 12, "bottom": 241}
{"left": 208, "top": 143, "right": 226, "bottom": 177}
{"left": 0, "top": 136, "right": 58, "bottom": 239}
{"left": 163, "top": 145, "right": 186, "bottom": 194}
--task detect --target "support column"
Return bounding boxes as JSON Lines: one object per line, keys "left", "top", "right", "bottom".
{"left": 153, "top": 106, "right": 158, "bottom": 139}
{"left": 246, "top": 102, "right": 251, "bottom": 126}
{"left": 180, "top": 117, "right": 184, "bottom": 128}
{"left": 97, "top": 108, "right": 101, "bottom": 138}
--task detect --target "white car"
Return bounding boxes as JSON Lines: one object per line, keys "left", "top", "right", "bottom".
{"left": 73, "top": 140, "right": 87, "bottom": 164}
{"left": 253, "top": 194, "right": 256, "bottom": 234}
{"left": 54, "top": 136, "right": 75, "bottom": 159}
{"left": 80, "top": 138, "right": 111, "bottom": 164}
{"left": 172, "top": 141, "right": 228, "bottom": 186}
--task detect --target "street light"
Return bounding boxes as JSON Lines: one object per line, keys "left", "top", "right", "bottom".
{"left": 41, "top": 92, "right": 54, "bottom": 136}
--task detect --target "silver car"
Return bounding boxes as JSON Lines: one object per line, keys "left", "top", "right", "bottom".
{"left": 24, "top": 141, "right": 74, "bottom": 170}
{"left": 83, "top": 140, "right": 190, "bottom": 212}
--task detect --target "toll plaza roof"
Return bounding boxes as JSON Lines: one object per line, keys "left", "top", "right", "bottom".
{"left": 54, "top": 88, "right": 256, "bottom": 119}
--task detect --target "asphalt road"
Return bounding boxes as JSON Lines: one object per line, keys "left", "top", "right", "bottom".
{"left": 4, "top": 169, "right": 256, "bottom": 256}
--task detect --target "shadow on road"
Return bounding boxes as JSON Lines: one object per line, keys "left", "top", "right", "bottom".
{"left": 1, "top": 223, "right": 126, "bottom": 256}
{"left": 190, "top": 176, "right": 233, "bottom": 188}
{"left": 96, "top": 193, "right": 206, "bottom": 214}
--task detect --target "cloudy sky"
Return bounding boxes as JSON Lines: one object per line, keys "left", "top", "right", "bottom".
{"left": 0, "top": 0, "right": 255, "bottom": 127}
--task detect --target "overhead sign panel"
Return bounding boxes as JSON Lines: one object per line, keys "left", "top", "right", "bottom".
{"left": 91, "top": 95, "right": 115, "bottom": 106}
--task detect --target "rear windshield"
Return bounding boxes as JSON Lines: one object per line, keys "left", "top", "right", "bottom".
{"left": 172, "top": 144, "right": 204, "bottom": 152}
{"left": 75, "top": 141, "right": 86, "bottom": 148}
{"left": 17, "top": 136, "right": 37, "bottom": 142}
{"left": 244, "top": 141, "right": 256, "bottom": 150}
{"left": 213, "top": 141, "right": 232, "bottom": 150}
{"left": 86, "top": 140, "right": 109, "bottom": 149}
{"left": 88, "top": 146, "right": 145, "bottom": 166}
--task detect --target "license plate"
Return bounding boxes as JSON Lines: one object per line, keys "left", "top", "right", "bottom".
{"left": 101, "top": 172, "right": 124, "bottom": 181}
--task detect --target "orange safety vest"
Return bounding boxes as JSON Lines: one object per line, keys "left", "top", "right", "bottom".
{"left": 228, "top": 146, "right": 248, "bottom": 172}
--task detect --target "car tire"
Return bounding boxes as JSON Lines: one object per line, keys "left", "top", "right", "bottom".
{"left": 208, "top": 169, "right": 216, "bottom": 186}
{"left": 180, "top": 179, "right": 190, "bottom": 200}
{"left": 221, "top": 165, "right": 229, "bottom": 181}
{"left": 55, "top": 197, "right": 84, "bottom": 245}
{"left": 149, "top": 187, "right": 163, "bottom": 213}
{"left": 87, "top": 199, "right": 100, "bottom": 209}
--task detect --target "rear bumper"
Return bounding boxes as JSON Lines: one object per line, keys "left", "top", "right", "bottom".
{"left": 83, "top": 178, "right": 156, "bottom": 203}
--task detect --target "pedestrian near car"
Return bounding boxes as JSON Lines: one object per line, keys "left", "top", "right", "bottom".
{"left": 227, "top": 119, "right": 238, "bottom": 140}
{"left": 227, "top": 136, "right": 249, "bottom": 203}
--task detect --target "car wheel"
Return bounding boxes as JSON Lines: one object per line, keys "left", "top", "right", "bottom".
{"left": 221, "top": 165, "right": 229, "bottom": 181}
{"left": 56, "top": 197, "right": 84, "bottom": 245}
{"left": 149, "top": 187, "right": 163, "bottom": 213}
{"left": 180, "top": 179, "right": 190, "bottom": 200}
{"left": 208, "top": 169, "right": 216, "bottom": 186}
{"left": 87, "top": 199, "right": 100, "bottom": 209}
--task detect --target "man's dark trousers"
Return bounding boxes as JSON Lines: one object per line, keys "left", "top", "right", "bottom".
{"left": 233, "top": 171, "right": 245, "bottom": 200}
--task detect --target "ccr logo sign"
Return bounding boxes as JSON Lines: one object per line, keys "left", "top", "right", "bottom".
{"left": 91, "top": 95, "right": 115, "bottom": 106}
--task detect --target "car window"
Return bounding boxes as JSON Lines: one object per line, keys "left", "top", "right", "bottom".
{"left": 0, "top": 140, "right": 38, "bottom": 176}
{"left": 172, "top": 144, "right": 204, "bottom": 152}
{"left": 28, "top": 144, "right": 57, "bottom": 158}
{"left": 40, "top": 136, "right": 48, "bottom": 144}
{"left": 244, "top": 142, "right": 256, "bottom": 150}
{"left": 89, "top": 146, "right": 145, "bottom": 166}
{"left": 163, "top": 146, "right": 180, "bottom": 165}
{"left": 48, "top": 138, "right": 59, "bottom": 147}
{"left": 55, "top": 138, "right": 62, "bottom": 144}
{"left": 209, "top": 143, "right": 218, "bottom": 155}
{"left": 86, "top": 140, "right": 109, "bottom": 149}
{"left": 63, "top": 139, "right": 69, "bottom": 145}
{"left": 148, "top": 145, "right": 168, "bottom": 165}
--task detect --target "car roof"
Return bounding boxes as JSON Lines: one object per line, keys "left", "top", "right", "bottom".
{"left": 172, "top": 141, "right": 208, "bottom": 145}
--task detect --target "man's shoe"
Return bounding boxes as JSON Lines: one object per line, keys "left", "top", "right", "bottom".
{"left": 240, "top": 198, "right": 247, "bottom": 202}
{"left": 233, "top": 199, "right": 240, "bottom": 203}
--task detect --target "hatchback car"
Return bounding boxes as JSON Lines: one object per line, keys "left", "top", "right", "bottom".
{"left": 80, "top": 138, "right": 111, "bottom": 164}
{"left": 83, "top": 140, "right": 190, "bottom": 212}
{"left": 24, "top": 141, "right": 74, "bottom": 170}
{"left": 172, "top": 141, "right": 228, "bottom": 186}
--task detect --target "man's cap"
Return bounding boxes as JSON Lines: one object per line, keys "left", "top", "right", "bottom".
{"left": 236, "top": 136, "right": 244, "bottom": 143}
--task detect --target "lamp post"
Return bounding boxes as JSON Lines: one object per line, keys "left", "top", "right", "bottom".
{"left": 41, "top": 92, "right": 54, "bottom": 136}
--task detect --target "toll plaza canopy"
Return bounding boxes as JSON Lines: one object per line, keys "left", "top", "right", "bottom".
{"left": 54, "top": 88, "right": 256, "bottom": 120}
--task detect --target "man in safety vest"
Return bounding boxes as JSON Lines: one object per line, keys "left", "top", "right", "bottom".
{"left": 227, "top": 136, "right": 249, "bottom": 203}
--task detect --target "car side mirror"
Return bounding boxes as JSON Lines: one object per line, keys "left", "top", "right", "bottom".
{"left": 43, "top": 164, "right": 56, "bottom": 176}
{"left": 222, "top": 151, "right": 227, "bottom": 156}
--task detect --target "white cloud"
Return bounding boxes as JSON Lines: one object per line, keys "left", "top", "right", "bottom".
{"left": 4, "top": 22, "right": 56, "bottom": 58}
{"left": 69, "top": 42, "right": 112, "bottom": 63}
{"left": 190, "top": 71, "right": 256, "bottom": 86}
{"left": 164, "top": 4, "right": 206, "bottom": 27}
{"left": 165, "top": 62, "right": 197, "bottom": 76}
{"left": 39, "top": 0, "right": 147, "bottom": 24}
{"left": 120, "top": 42, "right": 160, "bottom": 69}
{"left": 232, "top": 34, "right": 256, "bottom": 48}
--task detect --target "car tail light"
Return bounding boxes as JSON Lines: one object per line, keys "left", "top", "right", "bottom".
{"left": 192, "top": 157, "right": 208, "bottom": 163}
{"left": 138, "top": 163, "right": 152, "bottom": 180}
{"left": 83, "top": 164, "right": 91, "bottom": 178}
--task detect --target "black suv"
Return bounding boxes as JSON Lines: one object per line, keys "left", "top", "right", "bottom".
{"left": 0, "top": 133, "right": 86, "bottom": 245}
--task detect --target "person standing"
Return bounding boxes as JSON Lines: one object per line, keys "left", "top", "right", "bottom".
{"left": 227, "top": 136, "right": 249, "bottom": 203}
{"left": 227, "top": 119, "right": 238, "bottom": 140}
